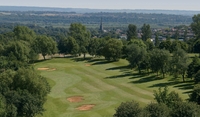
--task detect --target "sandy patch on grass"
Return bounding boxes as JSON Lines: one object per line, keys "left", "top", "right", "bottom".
{"left": 85, "top": 64, "right": 91, "bottom": 66}
{"left": 47, "top": 68, "right": 56, "bottom": 71}
{"left": 37, "top": 68, "right": 56, "bottom": 71}
{"left": 76, "top": 104, "right": 95, "bottom": 111}
{"left": 37, "top": 68, "right": 49, "bottom": 70}
{"left": 67, "top": 96, "right": 84, "bottom": 103}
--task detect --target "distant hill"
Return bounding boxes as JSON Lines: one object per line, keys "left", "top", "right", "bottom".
{"left": 0, "top": 6, "right": 200, "bottom": 16}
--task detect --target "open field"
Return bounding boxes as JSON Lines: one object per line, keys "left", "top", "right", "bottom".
{"left": 35, "top": 57, "right": 193, "bottom": 117}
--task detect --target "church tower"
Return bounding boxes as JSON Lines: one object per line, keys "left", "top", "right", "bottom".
{"left": 99, "top": 17, "right": 103, "bottom": 31}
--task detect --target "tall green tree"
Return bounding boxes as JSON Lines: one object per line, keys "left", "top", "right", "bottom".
{"left": 191, "top": 14, "right": 200, "bottom": 39}
{"left": 127, "top": 24, "right": 137, "bottom": 41}
{"left": 88, "top": 38, "right": 100, "bottom": 57}
{"left": 0, "top": 68, "right": 50, "bottom": 117}
{"left": 102, "top": 38, "right": 123, "bottom": 61}
{"left": 189, "top": 83, "right": 200, "bottom": 105}
{"left": 193, "top": 39, "right": 200, "bottom": 56}
{"left": 149, "top": 49, "right": 171, "bottom": 78}
{"left": 174, "top": 30, "right": 179, "bottom": 40}
{"left": 155, "top": 33, "right": 160, "bottom": 47}
{"left": 68, "top": 23, "right": 90, "bottom": 59}
{"left": 159, "top": 40, "right": 171, "bottom": 52}
{"left": 35, "top": 35, "right": 57, "bottom": 60}
{"left": 171, "top": 49, "right": 190, "bottom": 82}
{"left": 13, "top": 26, "right": 39, "bottom": 62}
{"left": 153, "top": 87, "right": 182, "bottom": 107}
{"left": 187, "top": 56, "right": 200, "bottom": 78}
{"left": 145, "top": 39, "right": 154, "bottom": 51}
{"left": 141, "top": 24, "right": 151, "bottom": 41}
{"left": 126, "top": 43, "right": 147, "bottom": 74}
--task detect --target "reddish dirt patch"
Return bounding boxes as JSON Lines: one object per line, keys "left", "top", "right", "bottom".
{"left": 85, "top": 64, "right": 91, "bottom": 66}
{"left": 76, "top": 104, "right": 95, "bottom": 111}
{"left": 37, "top": 68, "right": 56, "bottom": 71}
{"left": 67, "top": 96, "right": 83, "bottom": 103}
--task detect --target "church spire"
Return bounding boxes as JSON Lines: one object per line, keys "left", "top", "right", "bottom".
{"left": 100, "top": 17, "right": 103, "bottom": 31}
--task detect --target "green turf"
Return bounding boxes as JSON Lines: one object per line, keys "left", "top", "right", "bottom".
{"left": 35, "top": 57, "right": 193, "bottom": 117}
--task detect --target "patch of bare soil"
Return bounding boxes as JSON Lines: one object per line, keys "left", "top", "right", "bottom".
{"left": 76, "top": 104, "right": 95, "bottom": 111}
{"left": 85, "top": 64, "right": 91, "bottom": 66}
{"left": 67, "top": 96, "right": 84, "bottom": 103}
{"left": 37, "top": 68, "right": 56, "bottom": 71}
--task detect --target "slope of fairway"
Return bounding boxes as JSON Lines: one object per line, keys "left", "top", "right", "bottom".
{"left": 35, "top": 57, "right": 192, "bottom": 117}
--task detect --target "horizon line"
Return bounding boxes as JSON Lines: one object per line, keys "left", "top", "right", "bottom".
{"left": 0, "top": 5, "right": 200, "bottom": 12}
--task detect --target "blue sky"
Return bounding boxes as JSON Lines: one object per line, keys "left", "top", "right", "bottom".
{"left": 1, "top": 0, "right": 200, "bottom": 10}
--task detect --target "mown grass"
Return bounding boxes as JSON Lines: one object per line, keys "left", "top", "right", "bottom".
{"left": 35, "top": 57, "right": 194, "bottom": 117}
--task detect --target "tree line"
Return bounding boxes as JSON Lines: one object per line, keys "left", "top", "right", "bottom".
{"left": 0, "top": 26, "right": 57, "bottom": 116}
{"left": 114, "top": 86, "right": 200, "bottom": 117}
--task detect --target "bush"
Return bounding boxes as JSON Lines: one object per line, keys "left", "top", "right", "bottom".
{"left": 153, "top": 87, "right": 182, "bottom": 107}
{"left": 170, "top": 102, "right": 200, "bottom": 117}
{"left": 114, "top": 100, "right": 142, "bottom": 117}
{"left": 189, "top": 83, "right": 200, "bottom": 105}
{"left": 143, "top": 103, "right": 170, "bottom": 117}
{"left": 194, "top": 70, "right": 200, "bottom": 83}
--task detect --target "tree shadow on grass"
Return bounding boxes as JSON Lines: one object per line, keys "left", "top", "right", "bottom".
{"left": 87, "top": 58, "right": 104, "bottom": 63}
{"left": 173, "top": 81, "right": 194, "bottom": 90}
{"left": 91, "top": 60, "right": 115, "bottom": 65}
{"left": 32, "top": 59, "right": 49, "bottom": 64}
{"left": 105, "top": 72, "right": 134, "bottom": 79}
{"left": 130, "top": 75, "right": 163, "bottom": 84}
{"left": 71, "top": 57, "right": 93, "bottom": 62}
{"left": 149, "top": 78, "right": 195, "bottom": 94}
{"left": 149, "top": 81, "right": 179, "bottom": 88}
{"left": 106, "top": 65, "right": 130, "bottom": 71}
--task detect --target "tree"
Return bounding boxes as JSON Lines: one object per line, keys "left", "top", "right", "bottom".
{"left": 88, "top": 38, "right": 100, "bottom": 57}
{"left": 153, "top": 87, "right": 182, "bottom": 107}
{"left": 127, "top": 24, "right": 137, "bottom": 41}
{"left": 145, "top": 39, "right": 154, "bottom": 51}
{"left": 141, "top": 24, "right": 151, "bottom": 41}
{"left": 149, "top": 49, "right": 171, "bottom": 78}
{"left": 0, "top": 95, "right": 6, "bottom": 117}
{"left": 191, "top": 14, "right": 200, "bottom": 39}
{"left": 3, "top": 41, "right": 30, "bottom": 62}
{"left": 171, "top": 49, "right": 190, "bottom": 82}
{"left": 114, "top": 100, "right": 142, "bottom": 117}
{"left": 102, "top": 38, "right": 123, "bottom": 61}
{"left": 159, "top": 40, "right": 171, "bottom": 52}
{"left": 189, "top": 83, "right": 200, "bottom": 105}
{"left": 170, "top": 40, "right": 188, "bottom": 53}
{"left": 155, "top": 33, "right": 160, "bottom": 47}
{"left": 35, "top": 35, "right": 57, "bottom": 60}
{"left": 187, "top": 56, "right": 200, "bottom": 79}
{"left": 170, "top": 102, "right": 200, "bottom": 117}
{"left": 68, "top": 23, "right": 90, "bottom": 59}
{"left": 57, "top": 35, "right": 68, "bottom": 54}
{"left": 13, "top": 26, "right": 38, "bottom": 62}
{"left": 0, "top": 68, "right": 50, "bottom": 117}
{"left": 194, "top": 70, "right": 200, "bottom": 83}
{"left": 143, "top": 103, "right": 170, "bottom": 117}
{"left": 193, "top": 39, "right": 200, "bottom": 56}
{"left": 174, "top": 30, "right": 179, "bottom": 40}
{"left": 0, "top": 41, "right": 32, "bottom": 71}
{"left": 126, "top": 43, "right": 147, "bottom": 74}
